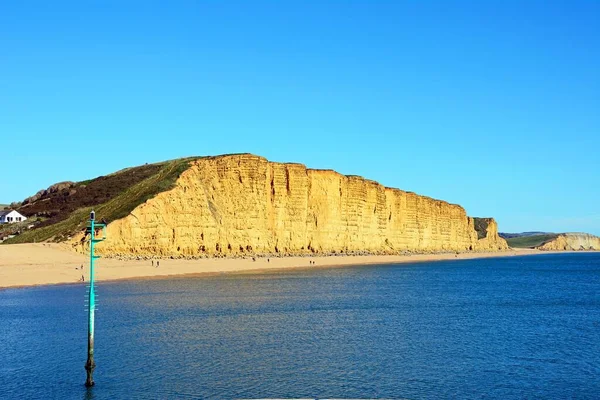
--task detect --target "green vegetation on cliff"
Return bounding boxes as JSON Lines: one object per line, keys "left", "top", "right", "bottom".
{"left": 5, "top": 158, "right": 197, "bottom": 244}
{"left": 505, "top": 234, "right": 558, "bottom": 248}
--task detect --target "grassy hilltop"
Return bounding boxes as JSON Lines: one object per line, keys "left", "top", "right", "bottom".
{"left": 499, "top": 232, "right": 559, "bottom": 248}
{"left": 503, "top": 234, "right": 559, "bottom": 248}
{"left": 5, "top": 157, "right": 197, "bottom": 244}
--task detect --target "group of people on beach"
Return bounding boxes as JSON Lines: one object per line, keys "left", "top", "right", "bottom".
{"left": 251, "top": 257, "right": 271, "bottom": 262}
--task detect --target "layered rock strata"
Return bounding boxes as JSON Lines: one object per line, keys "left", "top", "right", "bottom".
{"left": 84, "top": 154, "right": 507, "bottom": 257}
{"left": 537, "top": 233, "right": 600, "bottom": 251}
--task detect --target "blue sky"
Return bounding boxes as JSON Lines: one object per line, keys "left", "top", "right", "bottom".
{"left": 1, "top": 1, "right": 598, "bottom": 235}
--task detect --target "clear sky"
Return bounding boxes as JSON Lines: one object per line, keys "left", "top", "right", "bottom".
{"left": 1, "top": 1, "right": 598, "bottom": 235}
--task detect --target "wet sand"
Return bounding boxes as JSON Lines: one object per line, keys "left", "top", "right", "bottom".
{"left": 0, "top": 243, "right": 579, "bottom": 289}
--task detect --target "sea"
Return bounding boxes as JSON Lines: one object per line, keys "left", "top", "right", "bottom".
{"left": 1, "top": 253, "right": 599, "bottom": 399}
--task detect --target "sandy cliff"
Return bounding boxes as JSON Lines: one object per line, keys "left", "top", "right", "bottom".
{"left": 537, "top": 233, "right": 600, "bottom": 251}
{"left": 75, "top": 154, "right": 506, "bottom": 257}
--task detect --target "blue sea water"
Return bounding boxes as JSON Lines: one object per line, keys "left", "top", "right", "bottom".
{"left": 1, "top": 253, "right": 599, "bottom": 399}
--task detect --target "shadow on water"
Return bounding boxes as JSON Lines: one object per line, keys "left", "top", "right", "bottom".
{"left": 83, "top": 387, "right": 95, "bottom": 400}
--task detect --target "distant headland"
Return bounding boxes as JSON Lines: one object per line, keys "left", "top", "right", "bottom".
{"left": 500, "top": 232, "right": 600, "bottom": 251}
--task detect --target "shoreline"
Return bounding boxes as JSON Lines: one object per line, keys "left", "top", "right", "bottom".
{"left": 0, "top": 243, "right": 595, "bottom": 290}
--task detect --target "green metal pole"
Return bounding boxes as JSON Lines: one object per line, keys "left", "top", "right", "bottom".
{"left": 85, "top": 211, "right": 96, "bottom": 387}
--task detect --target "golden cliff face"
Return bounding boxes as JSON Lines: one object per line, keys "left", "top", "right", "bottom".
{"left": 537, "top": 233, "right": 600, "bottom": 251}
{"left": 89, "top": 154, "right": 507, "bottom": 257}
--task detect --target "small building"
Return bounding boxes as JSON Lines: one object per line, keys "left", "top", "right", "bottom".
{"left": 0, "top": 210, "right": 27, "bottom": 224}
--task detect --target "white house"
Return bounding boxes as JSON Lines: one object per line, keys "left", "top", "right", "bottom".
{"left": 0, "top": 210, "right": 27, "bottom": 224}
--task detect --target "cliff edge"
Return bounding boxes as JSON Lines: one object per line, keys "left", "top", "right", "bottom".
{"left": 67, "top": 154, "right": 508, "bottom": 257}
{"left": 537, "top": 233, "right": 600, "bottom": 251}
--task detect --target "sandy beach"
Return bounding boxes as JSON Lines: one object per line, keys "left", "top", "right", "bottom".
{"left": 0, "top": 243, "right": 580, "bottom": 290}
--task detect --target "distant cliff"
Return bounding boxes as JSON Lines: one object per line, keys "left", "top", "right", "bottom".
{"left": 537, "top": 233, "right": 600, "bottom": 251}
{"left": 73, "top": 154, "right": 508, "bottom": 257}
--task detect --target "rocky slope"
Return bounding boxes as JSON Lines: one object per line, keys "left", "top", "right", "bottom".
{"left": 537, "top": 233, "right": 600, "bottom": 251}
{"left": 17, "top": 163, "right": 164, "bottom": 226}
{"left": 69, "top": 154, "right": 507, "bottom": 257}
{"left": 6, "top": 158, "right": 194, "bottom": 244}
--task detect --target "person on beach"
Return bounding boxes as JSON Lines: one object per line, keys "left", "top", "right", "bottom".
{"left": 152, "top": 260, "right": 154, "bottom": 267}
{"left": 156, "top": 261, "right": 160, "bottom": 268}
